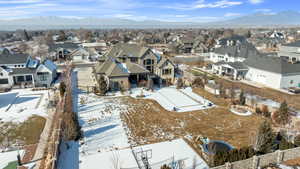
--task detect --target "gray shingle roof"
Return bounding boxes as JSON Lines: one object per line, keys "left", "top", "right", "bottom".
{"left": 214, "top": 43, "right": 259, "bottom": 59}
{"left": 10, "top": 68, "right": 36, "bottom": 75}
{"left": 95, "top": 58, "right": 129, "bottom": 77}
{"left": 106, "top": 43, "right": 152, "bottom": 59}
{"left": 48, "top": 43, "right": 80, "bottom": 52}
{"left": 95, "top": 57, "right": 149, "bottom": 77}
{"left": 245, "top": 55, "right": 300, "bottom": 74}
{"left": 0, "top": 53, "right": 29, "bottom": 65}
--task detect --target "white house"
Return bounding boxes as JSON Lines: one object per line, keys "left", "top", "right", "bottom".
{"left": 0, "top": 66, "right": 13, "bottom": 89}
{"left": 35, "top": 60, "right": 57, "bottom": 87}
{"left": 212, "top": 61, "right": 248, "bottom": 80}
{"left": 209, "top": 43, "right": 259, "bottom": 63}
{"left": 278, "top": 40, "right": 300, "bottom": 63}
{"left": 0, "top": 48, "right": 58, "bottom": 89}
{"left": 244, "top": 55, "right": 300, "bottom": 89}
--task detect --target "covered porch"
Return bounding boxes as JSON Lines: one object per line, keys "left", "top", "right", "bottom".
{"left": 129, "top": 73, "right": 149, "bottom": 87}
{"left": 12, "top": 74, "right": 35, "bottom": 88}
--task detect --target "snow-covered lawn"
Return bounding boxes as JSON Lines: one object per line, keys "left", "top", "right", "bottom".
{"left": 77, "top": 93, "right": 130, "bottom": 154}
{"left": 0, "top": 150, "right": 24, "bottom": 169}
{"left": 131, "top": 87, "right": 214, "bottom": 112}
{"left": 59, "top": 139, "right": 208, "bottom": 169}
{"left": 0, "top": 89, "right": 49, "bottom": 122}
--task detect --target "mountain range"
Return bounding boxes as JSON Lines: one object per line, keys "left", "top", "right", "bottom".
{"left": 0, "top": 11, "right": 299, "bottom": 30}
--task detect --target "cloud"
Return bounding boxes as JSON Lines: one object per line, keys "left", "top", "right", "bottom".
{"left": 0, "top": 0, "right": 42, "bottom": 4}
{"left": 249, "top": 0, "right": 264, "bottom": 4}
{"left": 224, "top": 12, "right": 241, "bottom": 17}
{"left": 255, "top": 8, "right": 271, "bottom": 12}
{"left": 167, "top": 0, "right": 243, "bottom": 10}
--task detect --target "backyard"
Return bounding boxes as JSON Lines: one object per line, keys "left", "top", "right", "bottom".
{"left": 123, "top": 87, "right": 265, "bottom": 148}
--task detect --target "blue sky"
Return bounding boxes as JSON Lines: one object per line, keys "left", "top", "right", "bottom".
{"left": 0, "top": 0, "right": 298, "bottom": 21}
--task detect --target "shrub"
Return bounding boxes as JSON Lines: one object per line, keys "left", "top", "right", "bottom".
{"left": 59, "top": 82, "right": 66, "bottom": 97}
{"left": 279, "top": 137, "right": 295, "bottom": 150}
{"left": 176, "top": 78, "right": 184, "bottom": 89}
{"left": 192, "top": 77, "right": 204, "bottom": 88}
{"left": 98, "top": 75, "right": 108, "bottom": 96}
{"left": 261, "top": 105, "right": 270, "bottom": 118}
{"left": 294, "top": 135, "right": 300, "bottom": 147}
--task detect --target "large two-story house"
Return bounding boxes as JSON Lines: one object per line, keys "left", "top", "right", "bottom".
{"left": 0, "top": 48, "right": 57, "bottom": 90}
{"left": 94, "top": 43, "right": 176, "bottom": 90}
{"left": 278, "top": 40, "right": 300, "bottom": 63}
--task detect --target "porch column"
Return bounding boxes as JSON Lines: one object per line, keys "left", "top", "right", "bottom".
{"left": 32, "top": 74, "right": 35, "bottom": 87}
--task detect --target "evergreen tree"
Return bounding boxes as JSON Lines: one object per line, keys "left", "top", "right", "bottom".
{"left": 98, "top": 75, "right": 108, "bottom": 96}
{"left": 254, "top": 121, "right": 275, "bottom": 154}
{"left": 273, "top": 101, "right": 289, "bottom": 125}
{"left": 239, "top": 90, "right": 246, "bottom": 105}
{"left": 23, "top": 29, "right": 31, "bottom": 41}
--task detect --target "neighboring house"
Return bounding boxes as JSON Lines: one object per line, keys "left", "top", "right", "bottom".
{"left": 216, "top": 35, "right": 247, "bottom": 48}
{"left": 35, "top": 60, "right": 57, "bottom": 87}
{"left": 209, "top": 43, "right": 259, "bottom": 63}
{"left": 94, "top": 43, "right": 176, "bottom": 90}
{"left": 70, "top": 48, "right": 90, "bottom": 62}
{"left": 212, "top": 61, "right": 248, "bottom": 80}
{"left": 48, "top": 42, "right": 80, "bottom": 60}
{"left": 0, "top": 66, "right": 13, "bottom": 89}
{"left": 278, "top": 40, "right": 300, "bottom": 63}
{"left": 0, "top": 48, "right": 57, "bottom": 89}
{"left": 178, "top": 37, "right": 194, "bottom": 54}
{"left": 244, "top": 55, "right": 300, "bottom": 89}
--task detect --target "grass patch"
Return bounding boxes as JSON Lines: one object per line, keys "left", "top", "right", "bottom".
{"left": 3, "top": 161, "right": 18, "bottom": 169}
{"left": 0, "top": 116, "right": 46, "bottom": 146}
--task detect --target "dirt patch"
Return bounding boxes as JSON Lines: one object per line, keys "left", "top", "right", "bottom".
{"left": 121, "top": 88, "right": 265, "bottom": 149}
{"left": 283, "top": 157, "right": 300, "bottom": 166}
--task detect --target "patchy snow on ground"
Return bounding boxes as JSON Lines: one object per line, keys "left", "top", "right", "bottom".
{"left": 0, "top": 89, "right": 49, "bottom": 122}
{"left": 77, "top": 93, "right": 130, "bottom": 154}
{"left": 0, "top": 150, "right": 24, "bottom": 169}
{"left": 133, "top": 139, "right": 209, "bottom": 169}
{"left": 131, "top": 87, "right": 214, "bottom": 112}
{"left": 80, "top": 139, "right": 208, "bottom": 169}
{"left": 59, "top": 139, "right": 208, "bottom": 169}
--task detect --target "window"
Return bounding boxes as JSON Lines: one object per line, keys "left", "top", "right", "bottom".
{"left": 25, "top": 75, "right": 32, "bottom": 81}
{"left": 146, "top": 66, "right": 154, "bottom": 73}
{"left": 162, "top": 69, "right": 172, "bottom": 75}
{"left": 37, "top": 72, "right": 49, "bottom": 81}
{"left": 144, "top": 59, "right": 154, "bottom": 65}
{"left": 290, "top": 80, "right": 294, "bottom": 84}
{"left": 17, "top": 76, "right": 25, "bottom": 82}
{"left": 130, "top": 58, "right": 138, "bottom": 63}
{"left": 0, "top": 79, "right": 8, "bottom": 84}
{"left": 0, "top": 73, "right": 3, "bottom": 76}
